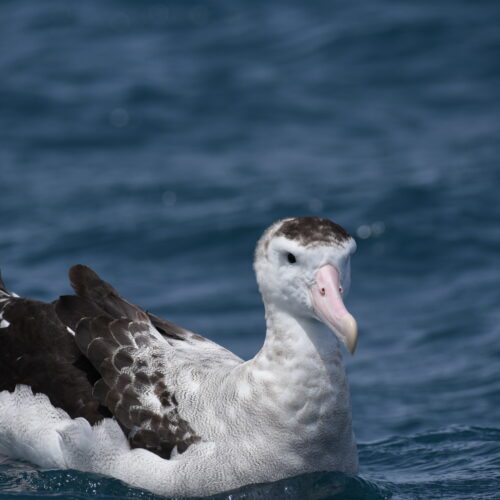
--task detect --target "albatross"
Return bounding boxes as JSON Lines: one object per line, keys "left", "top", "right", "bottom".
{"left": 0, "top": 217, "right": 359, "bottom": 497}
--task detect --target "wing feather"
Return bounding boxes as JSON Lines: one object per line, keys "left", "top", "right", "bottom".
{"left": 0, "top": 284, "right": 108, "bottom": 423}
{"left": 2, "top": 264, "right": 242, "bottom": 460}
{"left": 74, "top": 314, "right": 201, "bottom": 458}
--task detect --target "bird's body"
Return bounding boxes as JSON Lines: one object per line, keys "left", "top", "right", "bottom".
{"left": 0, "top": 217, "right": 358, "bottom": 496}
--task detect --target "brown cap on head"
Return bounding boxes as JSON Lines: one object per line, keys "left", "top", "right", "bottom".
{"left": 274, "top": 217, "right": 351, "bottom": 247}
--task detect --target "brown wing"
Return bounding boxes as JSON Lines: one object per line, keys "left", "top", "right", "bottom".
{"left": 0, "top": 279, "right": 109, "bottom": 424}
{"left": 1, "top": 265, "right": 208, "bottom": 459}
{"left": 66, "top": 264, "right": 192, "bottom": 342}
{"left": 73, "top": 313, "right": 201, "bottom": 459}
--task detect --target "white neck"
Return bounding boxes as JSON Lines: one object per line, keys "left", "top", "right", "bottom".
{"left": 239, "top": 301, "right": 356, "bottom": 471}
{"left": 253, "top": 302, "right": 345, "bottom": 376}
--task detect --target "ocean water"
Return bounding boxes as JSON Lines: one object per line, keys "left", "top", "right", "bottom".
{"left": 1, "top": 0, "right": 500, "bottom": 498}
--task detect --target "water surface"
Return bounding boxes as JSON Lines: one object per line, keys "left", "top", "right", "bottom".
{"left": 1, "top": 0, "right": 500, "bottom": 498}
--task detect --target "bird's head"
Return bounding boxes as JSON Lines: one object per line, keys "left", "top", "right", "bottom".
{"left": 254, "top": 217, "right": 358, "bottom": 354}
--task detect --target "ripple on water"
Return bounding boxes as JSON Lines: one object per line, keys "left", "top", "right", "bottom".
{"left": 0, "top": 462, "right": 389, "bottom": 500}
{"left": 2, "top": 426, "right": 499, "bottom": 499}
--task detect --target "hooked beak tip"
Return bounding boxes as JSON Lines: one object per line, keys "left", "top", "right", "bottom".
{"left": 343, "top": 315, "right": 358, "bottom": 355}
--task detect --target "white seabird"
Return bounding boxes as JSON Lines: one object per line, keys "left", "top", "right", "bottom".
{"left": 0, "top": 217, "right": 359, "bottom": 497}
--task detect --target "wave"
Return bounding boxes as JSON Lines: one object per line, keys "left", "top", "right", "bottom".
{"left": 2, "top": 426, "right": 499, "bottom": 499}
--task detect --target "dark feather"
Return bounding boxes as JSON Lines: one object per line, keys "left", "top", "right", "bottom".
{"left": 0, "top": 269, "right": 7, "bottom": 293}
{"left": 0, "top": 294, "right": 108, "bottom": 424}
{"left": 1, "top": 265, "right": 202, "bottom": 460}
{"left": 69, "top": 265, "right": 146, "bottom": 321}
{"left": 147, "top": 312, "right": 189, "bottom": 341}
{"left": 54, "top": 295, "right": 106, "bottom": 331}
{"left": 72, "top": 309, "right": 201, "bottom": 459}
{"left": 70, "top": 266, "right": 189, "bottom": 342}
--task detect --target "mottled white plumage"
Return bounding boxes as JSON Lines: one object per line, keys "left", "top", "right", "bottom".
{"left": 0, "top": 217, "right": 358, "bottom": 497}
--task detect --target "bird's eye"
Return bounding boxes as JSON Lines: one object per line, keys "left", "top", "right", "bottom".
{"left": 287, "top": 253, "right": 296, "bottom": 264}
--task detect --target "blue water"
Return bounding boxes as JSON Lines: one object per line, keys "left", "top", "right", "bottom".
{"left": 1, "top": 0, "right": 500, "bottom": 498}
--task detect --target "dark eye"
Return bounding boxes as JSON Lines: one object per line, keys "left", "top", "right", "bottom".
{"left": 287, "top": 252, "right": 296, "bottom": 264}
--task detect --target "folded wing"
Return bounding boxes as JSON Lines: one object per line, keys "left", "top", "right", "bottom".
{"left": 1, "top": 265, "right": 242, "bottom": 460}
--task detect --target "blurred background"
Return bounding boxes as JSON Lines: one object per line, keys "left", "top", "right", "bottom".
{"left": 1, "top": 1, "right": 500, "bottom": 498}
